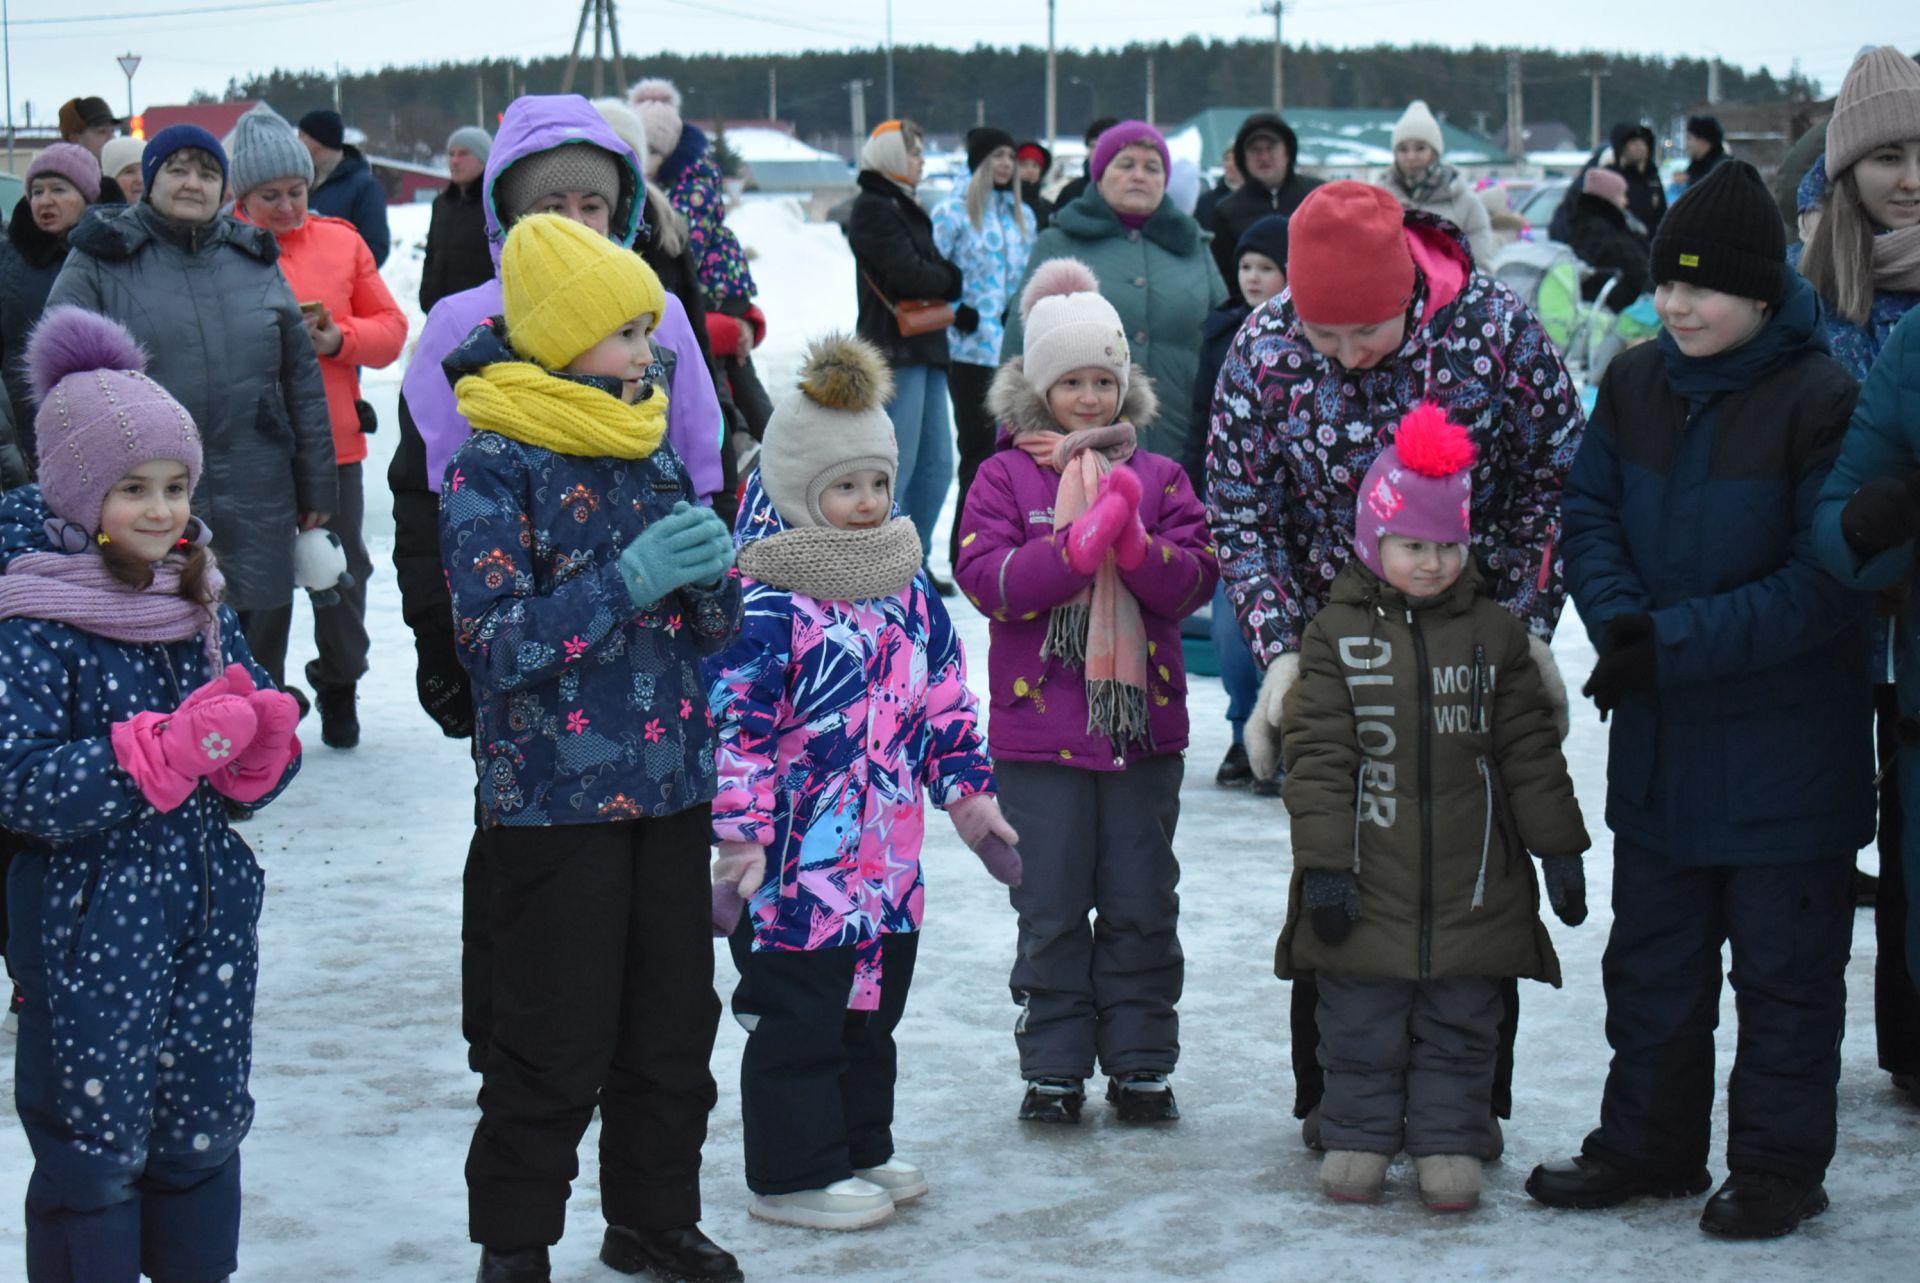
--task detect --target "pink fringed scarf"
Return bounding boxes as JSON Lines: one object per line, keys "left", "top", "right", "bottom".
{"left": 1016, "top": 422, "right": 1151, "bottom": 752}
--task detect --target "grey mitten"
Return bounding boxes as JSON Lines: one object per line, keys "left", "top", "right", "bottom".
{"left": 1541, "top": 853, "right": 1587, "bottom": 926}
{"left": 1304, "top": 869, "right": 1362, "bottom": 945}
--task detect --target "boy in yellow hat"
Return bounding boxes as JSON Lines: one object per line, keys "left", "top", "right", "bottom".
{"left": 439, "top": 212, "right": 746, "bottom": 1283}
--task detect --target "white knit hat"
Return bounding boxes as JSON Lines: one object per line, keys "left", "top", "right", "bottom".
{"left": 1392, "top": 100, "right": 1445, "bottom": 156}
{"left": 759, "top": 334, "right": 898, "bottom": 529}
{"left": 1019, "top": 259, "right": 1130, "bottom": 403}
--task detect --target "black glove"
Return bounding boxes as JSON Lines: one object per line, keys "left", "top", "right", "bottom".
{"left": 1839, "top": 474, "right": 1920, "bottom": 561}
{"left": 1540, "top": 854, "right": 1587, "bottom": 926}
{"left": 953, "top": 304, "right": 981, "bottom": 335}
{"left": 1581, "top": 612, "right": 1657, "bottom": 721}
{"left": 1303, "top": 869, "right": 1362, "bottom": 945}
{"left": 415, "top": 633, "right": 475, "bottom": 739}
{"left": 943, "top": 262, "right": 965, "bottom": 301}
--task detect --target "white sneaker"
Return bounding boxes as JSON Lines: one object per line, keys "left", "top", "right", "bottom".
{"left": 1320, "top": 1150, "right": 1390, "bottom": 1203}
{"left": 1414, "top": 1154, "right": 1482, "bottom": 1211}
{"left": 749, "top": 1177, "right": 896, "bottom": 1230}
{"left": 853, "top": 1157, "right": 928, "bottom": 1203}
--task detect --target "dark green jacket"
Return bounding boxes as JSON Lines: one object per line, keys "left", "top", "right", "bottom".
{"left": 1277, "top": 561, "right": 1589, "bottom": 984}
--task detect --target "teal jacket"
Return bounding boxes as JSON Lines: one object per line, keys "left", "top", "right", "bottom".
{"left": 1813, "top": 306, "right": 1920, "bottom": 979}
{"left": 1003, "top": 185, "right": 1226, "bottom": 462}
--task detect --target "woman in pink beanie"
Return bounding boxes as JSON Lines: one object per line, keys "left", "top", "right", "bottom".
{"left": 0, "top": 142, "right": 103, "bottom": 467}
{"left": 0, "top": 305, "right": 302, "bottom": 1283}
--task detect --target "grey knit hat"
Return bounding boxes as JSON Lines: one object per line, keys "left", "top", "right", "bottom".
{"left": 227, "top": 104, "right": 314, "bottom": 198}
{"left": 447, "top": 125, "right": 493, "bottom": 165}
{"left": 494, "top": 143, "right": 622, "bottom": 222}
{"left": 1826, "top": 46, "right": 1920, "bottom": 179}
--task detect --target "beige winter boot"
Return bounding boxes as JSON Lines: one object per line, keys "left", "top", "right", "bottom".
{"left": 1415, "top": 1154, "right": 1483, "bottom": 1211}
{"left": 1320, "top": 1150, "right": 1390, "bottom": 1203}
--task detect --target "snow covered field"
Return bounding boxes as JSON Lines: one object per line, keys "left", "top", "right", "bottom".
{"left": 2, "top": 201, "right": 1916, "bottom": 1282}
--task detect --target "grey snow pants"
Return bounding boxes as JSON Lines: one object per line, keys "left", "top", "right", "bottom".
{"left": 1000, "top": 755, "right": 1184, "bottom": 1081}
{"left": 1316, "top": 971, "right": 1501, "bottom": 1157}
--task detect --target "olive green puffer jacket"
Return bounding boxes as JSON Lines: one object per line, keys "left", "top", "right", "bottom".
{"left": 1277, "top": 560, "right": 1589, "bottom": 984}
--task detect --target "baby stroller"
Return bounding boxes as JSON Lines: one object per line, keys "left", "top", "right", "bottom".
{"left": 1490, "top": 241, "right": 1629, "bottom": 384}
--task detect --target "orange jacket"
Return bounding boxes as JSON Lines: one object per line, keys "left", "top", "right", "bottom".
{"left": 252, "top": 212, "right": 408, "bottom": 466}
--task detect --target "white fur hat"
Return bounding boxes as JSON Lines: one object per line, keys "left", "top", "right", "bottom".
{"left": 1019, "top": 259, "right": 1130, "bottom": 403}
{"left": 1392, "top": 100, "right": 1445, "bottom": 156}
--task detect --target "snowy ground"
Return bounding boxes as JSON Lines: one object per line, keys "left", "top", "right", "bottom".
{"left": 3, "top": 201, "right": 1918, "bottom": 1282}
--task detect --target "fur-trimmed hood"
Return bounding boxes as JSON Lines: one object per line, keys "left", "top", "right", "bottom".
{"left": 986, "top": 355, "right": 1158, "bottom": 440}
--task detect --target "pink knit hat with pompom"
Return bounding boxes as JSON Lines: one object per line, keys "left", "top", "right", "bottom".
{"left": 28, "top": 306, "right": 202, "bottom": 539}
{"left": 1354, "top": 402, "right": 1476, "bottom": 578}
{"left": 1019, "top": 258, "right": 1131, "bottom": 404}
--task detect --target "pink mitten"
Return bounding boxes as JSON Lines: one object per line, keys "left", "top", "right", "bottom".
{"left": 711, "top": 840, "right": 768, "bottom": 936}
{"left": 112, "top": 695, "right": 260, "bottom": 812}
{"left": 948, "top": 793, "right": 1023, "bottom": 886}
{"left": 213, "top": 689, "right": 303, "bottom": 804}
{"left": 1065, "top": 466, "right": 1143, "bottom": 575}
{"left": 1114, "top": 511, "right": 1150, "bottom": 572}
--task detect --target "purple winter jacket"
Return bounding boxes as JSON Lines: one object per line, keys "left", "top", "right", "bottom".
{"left": 954, "top": 360, "right": 1218, "bottom": 770}
{"left": 401, "top": 94, "right": 723, "bottom": 500}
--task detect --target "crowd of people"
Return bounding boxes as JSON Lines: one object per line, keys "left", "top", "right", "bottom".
{"left": 0, "top": 43, "right": 1916, "bottom": 1283}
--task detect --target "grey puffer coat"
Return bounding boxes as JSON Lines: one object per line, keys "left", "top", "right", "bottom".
{"left": 47, "top": 202, "right": 335, "bottom": 610}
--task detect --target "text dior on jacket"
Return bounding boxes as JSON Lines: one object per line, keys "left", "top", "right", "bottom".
{"left": 1339, "top": 634, "right": 1498, "bottom": 831}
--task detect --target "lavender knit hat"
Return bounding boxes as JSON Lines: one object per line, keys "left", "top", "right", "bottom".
{"left": 28, "top": 306, "right": 202, "bottom": 538}
{"left": 1353, "top": 403, "right": 1476, "bottom": 579}
{"left": 25, "top": 143, "right": 102, "bottom": 202}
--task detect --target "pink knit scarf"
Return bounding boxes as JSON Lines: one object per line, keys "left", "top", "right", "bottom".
{"left": 1017, "top": 422, "right": 1151, "bottom": 752}
{"left": 0, "top": 549, "right": 224, "bottom": 666}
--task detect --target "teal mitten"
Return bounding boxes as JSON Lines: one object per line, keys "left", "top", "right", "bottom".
{"left": 618, "top": 502, "right": 734, "bottom": 606}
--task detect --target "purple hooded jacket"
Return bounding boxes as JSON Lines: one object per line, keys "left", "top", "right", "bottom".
{"left": 954, "top": 360, "right": 1218, "bottom": 770}
{"left": 402, "top": 94, "right": 723, "bottom": 500}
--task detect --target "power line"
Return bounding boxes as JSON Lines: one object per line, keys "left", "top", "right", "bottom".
{"left": 8, "top": 0, "right": 336, "bottom": 24}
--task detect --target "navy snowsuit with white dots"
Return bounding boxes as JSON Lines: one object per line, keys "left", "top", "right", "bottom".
{"left": 0, "top": 487, "right": 297, "bottom": 1283}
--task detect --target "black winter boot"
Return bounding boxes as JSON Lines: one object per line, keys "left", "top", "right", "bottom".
{"left": 600, "top": 1224, "right": 743, "bottom": 1281}
{"left": 1524, "top": 1154, "right": 1711, "bottom": 1209}
{"left": 1019, "top": 1078, "right": 1085, "bottom": 1123}
{"left": 308, "top": 660, "right": 359, "bottom": 749}
{"left": 1107, "top": 1072, "right": 1180, "bottom": 1122}
{"left": 1698, "top": 1172, "right": 1829, "bottom": 1239}
{"left": 477, "top": 1245, "right": 551, "bottom": 1283}
{"left": 1215, "top": 742, "right": 1253, "bottom": 787}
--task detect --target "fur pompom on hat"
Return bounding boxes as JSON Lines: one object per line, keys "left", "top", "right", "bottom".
{"left": 758, "top": 334, "right": 899, "bottom": 529}
{"left": 1019, "top": 258, "right": 1131, "bottom": 405}
{"left": 27, "top": 306, "right": 202, "bottom": 536}
{"left": 500, "top": 212, "right": 667, "bottom": 370}
{"left": 1353, "top": 402, "right": 1476, "bottom": 579}
{"left": 628, "top": 78, "right": 683, "bottom": 111}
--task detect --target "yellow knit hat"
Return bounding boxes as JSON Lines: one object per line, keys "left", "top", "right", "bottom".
{"left": 500, "top": 212, "right": 667, "bottom": 371}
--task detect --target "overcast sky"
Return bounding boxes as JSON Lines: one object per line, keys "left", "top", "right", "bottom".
{"left": 3, "top": 0, "right": 1911, "bottom": 131}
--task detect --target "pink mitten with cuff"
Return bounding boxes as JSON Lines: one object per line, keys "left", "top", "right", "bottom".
{"left": 1065, "top": 466, "right": 1143, "bottom": 576}
{"left": 112, "top": 670, "right": 261, "bottom": 812}
{"left": 948, "top": 792, "right": 1023, "bottom": 886}
{"left": 202, "top": 665, "right": 304, "bottom": 803}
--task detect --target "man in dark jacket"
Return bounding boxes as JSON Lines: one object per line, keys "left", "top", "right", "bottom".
{"left": 419, "top": 125, "right": 493, "bottom": 313}
{"left": 1606, "top": 122, "right": 1667, "bottom": 237}
{"left": 1190, "top": 144, "right": 1242, "bottom": 237}
{"left": 1682, "top": 114, "right": 1729, "bottom": 190}
{"left": 1209, "top": 112, "right": 1322, "bottom": 301}
{"left": 298, "top": 108, "right": 391, "bottom": 267}
{"left": 1050, "top": 116, "right": 1117, "bottom": 212}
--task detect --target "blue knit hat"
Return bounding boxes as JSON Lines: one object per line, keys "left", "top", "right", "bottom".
{"left": 141, "top": 125, "right": 229, "bottom": 197}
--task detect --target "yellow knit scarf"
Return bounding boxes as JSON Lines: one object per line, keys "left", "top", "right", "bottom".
{"left": 454, "top": 362, "right": 669, "bottom": 460}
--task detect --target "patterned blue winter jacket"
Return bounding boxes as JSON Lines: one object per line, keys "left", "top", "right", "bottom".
{"left": 439, "top": 366, "right": 743, "bottom": 828}
{"left": 0, "top": 487, "right": 299, "bottom": 858}
{"left": 932, "top": 186, "right": 1038, "bottom": 368}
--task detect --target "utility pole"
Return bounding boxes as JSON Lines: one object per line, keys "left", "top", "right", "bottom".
{"left": 884, "top": 0, "right": 895, "bottom": 120}
{"left": 768, "top": 67, "right": 777, "bottom": 121}
{"left": 1589, "top": 65, "right": 1610, "bottom": 151}
{"left": 1046, "top": 0, "right": 1058, "bottom": 156}
{"left": 1262, "top": 1, "right": 1285, "bottom": 113}
{"left": 1505, "top": 52, "right": 1524, "bottom": 159}
{"left": 1145, "top": 55, "right": 1155, "bottom": 126}
{"left": 3, "top": 0, "right": 13, "bottom": 170}
{"left": 1707, "top": 58, "right": 1723, "bottom": 104}
{"left": 976, "top": 98, "right": 985, "bottom": 127}
{"left": 333, "top": 62, "right": 342, "bottom": 113}
{"left": 847, "top": 79, "right": 868, "bottom": 148}
{"left": 561, "top": 0, "right": 627, "bottom": 98}
{"left": 475, "top": 72, "right": 485, "bottom": 128}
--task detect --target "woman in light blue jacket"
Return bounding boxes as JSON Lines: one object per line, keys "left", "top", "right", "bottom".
{"left": 933, "top": 126, "right": 1037, "bottom": 568}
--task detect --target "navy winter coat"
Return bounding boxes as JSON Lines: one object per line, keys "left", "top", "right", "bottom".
{"left": 309, "top": 146, "right": 391, "bottom": 268}
{"left": 438, "top": 324, "right": 742, "bottom": 828}
{"left": 1562, "top": 274, "right": 1874, "bottom": 864}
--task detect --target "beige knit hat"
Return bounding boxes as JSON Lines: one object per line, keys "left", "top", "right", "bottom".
{"left": 1826, "top": 46, "right": 1920, "bottom": 178}
{"left": 1019, "top": 258, "right": 1131, "bottom": 404}
{"left": 1392, "top": 100, "right": 1445, "bottom": 156}
{"left": 759, "top": 334, "right": 898, "bottom": 529}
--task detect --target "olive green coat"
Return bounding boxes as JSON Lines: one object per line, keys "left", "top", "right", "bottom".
{"left": 1277, "top": 561, "right": 1589, "bottom": 984}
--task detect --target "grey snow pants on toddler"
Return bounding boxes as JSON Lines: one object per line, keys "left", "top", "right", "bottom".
{"left": 1316, "top": 972, "right": 1501, "bottom": 1157}
{"left": 1000, "top": 756, "right": 1184, "bottom": 1081}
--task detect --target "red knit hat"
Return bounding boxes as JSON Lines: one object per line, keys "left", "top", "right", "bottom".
{"left": 1286, "top": 181, "right": 1415, "bottom": 325}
